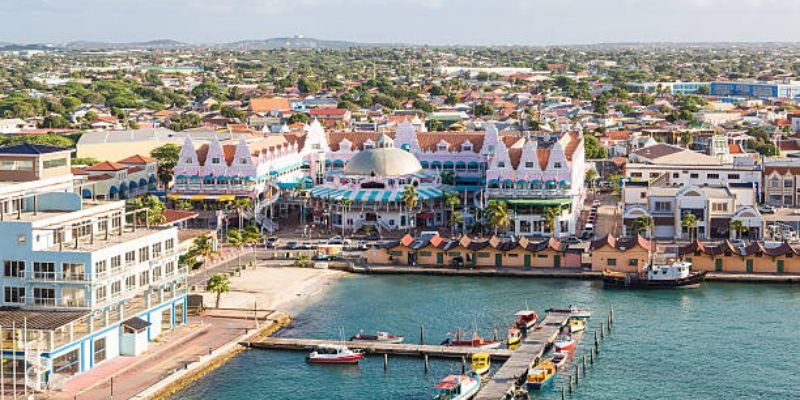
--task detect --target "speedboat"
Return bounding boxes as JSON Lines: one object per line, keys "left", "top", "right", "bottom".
{"left": 470, "top": 353, "right": 491, "bottom": 375}
{"left": 350, "top": 330, "right": 404, "bottom": 344}
{"left": 568, "top": 318, "right": 586, "bottom": 333}
{"left": 549, "top": 351, "right": 570, "bottom": 369}
{"left": 546, "top": 306, "right": 592, "bottom": 319}
{"left": 433, "top": 374, "right": 481, "bottom": 400}
{"left": 514, "top": 310, "right": 538, "bottom": 330}
{"left": 507, "top": 327, "right": 522, "bottom": 346}
{"left": 306, "top": 344, "right": 363, "bottom": 364}
{"left": 526, "top": 359, "right": 557, "bottom": 390}
{"left": 553, "top": 333, "right": 577, "bottom": 351}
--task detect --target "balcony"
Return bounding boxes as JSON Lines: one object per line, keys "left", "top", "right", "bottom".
{"left": 29, "top": 272, "right": 90, "bottom": 283}
{"left": 22, "top": 296, "right": 89, "bottom": 309}
{"left": 485, "top": 188, "right": 572, "bottom": 198}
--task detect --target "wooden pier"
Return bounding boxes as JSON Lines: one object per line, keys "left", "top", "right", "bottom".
{"left": 243, "top": 337, "right": 514, "bottom": 359}
{"left": 474, "top": 312, "right": 571, "bottom": 400}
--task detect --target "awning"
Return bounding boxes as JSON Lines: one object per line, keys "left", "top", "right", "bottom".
{"left": 310, "top": 186, "right": 444, "bottom": 202}
{"left": 218, "top": 195, "right": 236, "bottom": 201}
{"left": 417, "top": 212, "right": 435, "bottom": 219}
{"left": 502, "top": 198, "right": 572, "bottom": 206}
{"left": 167, "top": 193, "right": 181, "bottom": 200}
{"left": 190, "top": 194, "right": 207, "bottom": 201}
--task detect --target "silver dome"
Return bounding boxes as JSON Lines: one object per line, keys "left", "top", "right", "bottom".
{"left": 342, "top": 147, "right": 423, "bottom": 177}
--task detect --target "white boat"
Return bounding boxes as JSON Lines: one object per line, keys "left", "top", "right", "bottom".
{"left": 306, "top": 344, "right": 363, "bottom": 364}
{"left": 549, "top": 351, "right": 570, "bottom": 368}
{"left": 350, "top": 330, "right": 404, "bottom": 344}
{"left": 433, "top": 374, "right": 481, "bottom": 400}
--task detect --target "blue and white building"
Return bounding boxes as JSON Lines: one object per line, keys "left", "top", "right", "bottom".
{"left": 0, "top": 144, "right": 187, "bottom": 391}
{"left": 710, "top": 81, "right": 800, "bottom": 99}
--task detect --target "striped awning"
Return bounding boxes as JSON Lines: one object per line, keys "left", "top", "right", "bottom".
{"left": 310, "top": 186, "right": 443, "bottom": 202}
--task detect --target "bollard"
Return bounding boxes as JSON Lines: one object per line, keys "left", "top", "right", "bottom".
{"left": 583, "top": 355, "right": 587, "bottom": 371}
{"left": 600, "top": 322, "right": 605, "bottom": 339}
{"left": 461, "top": 356, "right": 466, "bottom": 374}
{"left": 575, "top": 365, "right": 579, "bottom": 384}
{"left": 562, "top": 385, "right": 566, "bottom": 400}
{"left": 590, "top": 348, "right": 594, "bottom": 365}
{"left": 608, "top": 314, "right": 612, "bottom": 332}
{"left": 424, "top": 354, "right": 429, "bottom": 373}
{"left": 420, "top": 325, "right": 425, "bottom": 345}
{"left": 208, "top": 346, "right": 212, "bottom": 356}
{"left": 384, "top": 354, "right": 388, "bottom": 371}
{"left": 610, "top": 306, "right": 614, "bottom": 325}
{"left": 569, "top": 375, "right": 573, "bottom": 393}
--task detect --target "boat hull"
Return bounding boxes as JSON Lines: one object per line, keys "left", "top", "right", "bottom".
{"left": 603, "top": 271, "right": 707, "bottom": 289}
{"left": 350, "top": 337, "right": 404, "bottom": 344}
{"left": 526, "top": 374, "right": 555, "bottom": 390}
{"left": 307, "top": 354, "right": 364, "bottom": 364}
{"left": 554, "top": 340, "right": 576, "bottom": 351}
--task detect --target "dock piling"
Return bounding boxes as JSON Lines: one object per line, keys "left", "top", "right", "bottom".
{"left": 384, "top": 354, "right": 388, "bottom": 371}
{"left": 590, "top": 348, "right": 594, "bottom": 365}
{"left": 420, "top": 324, "right": 425, "bottom": 345}
{"left": 610, "top": 306, "right": 614, "bottom": 325}
{"left": 600, "top": 323, "right": 605, "bottom": 339}
{"left": 561, "top": 385, "right": 566, "bottom": 400}
{"left": 607, "top": 314, "right": 612, "bottom": 332}
{"left": 461, "top": 356, "right": 466, "bottom": 374}
{"left": 568, "top": 375, "right": 573, "bottom": 393}
{"left": 574, "top": 365, "right": 579, "bottom": 385}
{"left": 594, "top": 331, "right": 599, "bottom": 353}
{"left": 424, "top": 354, "right": 429, "bottom": 373}
{"left": 582, "top": 355, "right": 587, "bottom": 372}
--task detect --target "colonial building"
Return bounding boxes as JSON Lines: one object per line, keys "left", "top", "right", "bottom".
{"left": 73, "top": 155, "right": 158, "bottom": 200}
{"left": 763, "top": 158, "right": 800, "bottom": 207}
{"left": 0, "top": 144, "right": 187, "bottom": 389}
{"left": 622, "top": 180, "right": 763, "bottom": 240}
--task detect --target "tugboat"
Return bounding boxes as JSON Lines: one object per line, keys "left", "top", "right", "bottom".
{"left": 350, "top": 330, "right": 405, "bottom": 343}
{"left": 433, "top": 374, "right": 481, "bottom": 400}
{"left": 603, "top": 260, "right": 706, "bottom": 289}
{"left": 306, "top": 344, "right": 363, "bottom": 364}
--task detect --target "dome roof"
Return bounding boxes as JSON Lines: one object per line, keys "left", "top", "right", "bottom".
{"left": 342, "top": 147, "right": 423, "bottom": 177}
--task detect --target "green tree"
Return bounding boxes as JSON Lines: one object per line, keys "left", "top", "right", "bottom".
{"left": 401, "top": 186, "right": 419, "bottom": 233}
{"left": 413, "top": 99, "right": 436, "bottom": 113}
{"left": 585, "top": 169, "right": 598, "bottom": 190}
{"left": 189, "top": 233, "right": 220, "bottom": 267}
{"left": 544, "top": 206, "right": 561, "bottom": 236}
{"left": 682, "top": 213, "right": 699, "bottom": 241}
{"left": 729, "top": 220, "right": 749, "bottom": 240}
{"left": 42, "top": 115, "right": 71, "bottom": 129}
{"left": 297, "top": 78, "right": 321, "bottom": 94}
{"left": 0, "top": 134, "right": 74, "bottom": 148}
{"left": 60, "top": 97, "right": 81, "bottom": 113}
{"left": 473, "top": 103, "right": 494, "bottom": 117}
{"left": 71, "top": 157, "right": 99, "bottom": 166}
{"left": 584, "top": 134, "right": 608, "bottom": 159}
{"left": 220, "top": 106, "right": 245, "bottom": 120}
{"left": 150, "top": 143, "right": 182, "bottom": 189}
{"left": 630, "top": 216, "right": 653, "bottom": 238}
{"left": 443, "top": 191, "right": 461, "bottom": 233}
{"left": 206, "top": 273, "right": 231, "bottom": 309}
{"left": 486, "top": 200, "right": 511, "bottom": 235}
{"left": 287, "top": 113, "right": 310, "bottom": 124}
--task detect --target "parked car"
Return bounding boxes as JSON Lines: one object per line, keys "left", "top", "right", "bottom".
{"left": 580, "top": 230, "right": 594, "bottom": 240}
{"left": 759, "top": 205, "right": 776, "bottom": 214}
{"left": 328, "top": 235, "right": 352, "bottom": 245}
{"left": 449, "top": 256, "right": 464, "bottom": 268}
{"left": 562, "top": 236, "right": 581, "bottom": 245}
{"left": 286, "top": 241, "right": 299, "bottom": 250}
{"left": 265, "top": 236, "right": 280, "bottom": 248}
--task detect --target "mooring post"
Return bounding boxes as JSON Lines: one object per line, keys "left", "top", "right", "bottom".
{"left": 575, "top": 365, "right": 579, "bottom": 384}
{"left": 610, "top": 306, "right": 614, "bottom": 325}
{"left": 562, "top": 385, "right": 566, "bottom": 400}
{"left": 569, "top": 375, "right": 573, "bottom": 393}
{"left": 583, "top": 355, "right": 587, "bottom": 372}
{"left": 600, "top": 322, "right": 605, "bottom": 339}
{"left": 590, "top": 347, "right": 594, "bottom": 365}
{"left": 384, "top": 353, "right": 388, "bottom": 371}
{"left": 420, "top": 324, "right": 425, "bottom": 345}
{"left": 594, "top": 330, "right": 599, "bottom": 353}
{"left": 424, "top": 354, "right": 429, "bottom": 373}
{"left": 461, "top": 356, "right": 466, "bottom": 374}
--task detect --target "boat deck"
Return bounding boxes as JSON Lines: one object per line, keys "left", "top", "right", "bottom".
{"left": 243, "top": 337, "right": 514, "bottom": 359}
{"left": 474, "top": 312, "right": 571, "bottom": 400}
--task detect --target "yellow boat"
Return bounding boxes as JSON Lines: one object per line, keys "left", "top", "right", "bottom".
{"left": 569, "top": 318, "right": 586, "bottom": 333}
{"left": 526, "top": 359, "right": 557, "bottom": 390}
{"left": 471, "top": 353, "right": 491, "bottom": 375}
{"left": 507, "top": 327, "right": 522, "bottom": 346}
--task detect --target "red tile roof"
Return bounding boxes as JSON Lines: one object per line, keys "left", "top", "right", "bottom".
{"left": 248, "top": 97, "right": 291, "bottom": 113}
{"left": 310, "top": 108, "right": 349, "bottom": 116}
{"left": 86, "top": 161, "right": 127, "bottom": 171}
{"left": 118, "top": 154, "right": 156, "bottom": 164}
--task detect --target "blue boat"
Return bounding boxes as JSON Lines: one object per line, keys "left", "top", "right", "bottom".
{"left": 526, "top": 359, "right": 556, "bottom": 390}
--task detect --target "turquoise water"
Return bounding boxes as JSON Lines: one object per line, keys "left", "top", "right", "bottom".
{"left": 174, "top": 275, "right": 800, "bottom": 399}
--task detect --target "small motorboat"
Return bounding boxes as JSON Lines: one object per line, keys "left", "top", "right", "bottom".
{"left": 441, "top": 330, "right": 502, "bottom": 349}
{"left": 507, "top": 327, "right": 522, "bottom": 346}
{"left": 471, "top": 353, "right": 491, "bottom": 375}
{"left": 514, "top": 310, "right": 538, "bottom": 330}
{"left": 553, "top": 333, "right": 577, "bottom": 352}
{"left": 350, "top": 330, "right": 405, "bottom": 344}
{"left": 433, "top": 374, "right": 481, "bottom": 400}
{"left": 568, "top": 318, "right": 586, "bottom": 333}
{"left": 545, "top": 306, "right": 592, "bottom": 319}
{"left": 306, "top": 344, "right": 363, "bottom": 364}
{"left": 549, "top": 351, "right": 570, "bottom": 369}
{"left": 526, "top": 359, "right": 557, "bottom": 390}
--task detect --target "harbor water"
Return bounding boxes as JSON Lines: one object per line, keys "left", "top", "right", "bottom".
{"left": 173, "top": 275, "right": 800, "bottom": 399}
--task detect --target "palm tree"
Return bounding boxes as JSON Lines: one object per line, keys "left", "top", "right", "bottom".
{"left": 175, "top": 200, "right": 194, "bottom": 211}
{"left": 206, "top": 273, "right": 231, "bottom": 309}
{"left": 401, "top": 186, "right": 419, "bottom": 233}
{"left": 544, "top": 206, "right": 561, "bottom": 236}
{"left": 340, "top": 198, "right": 352, "bottom": 236}
{"left": 681, "top": 213, "right": 699, "bottom": 241}
{"left": 190, "top": 233, "right": 220, "bottom": 268}
{"left": 227, "top": 229, "right": 245, "bottom": 250}
{"left": 729, "top": 219, "right": 749, "bottom": 240}
{"left": 242, "top": 225, "right": 264, "bottom": 246}
{"left": 443, "top": 191, "right": 461, "bottom": 234}
{"left": 486, "top": 200, "right": 511, "bottom": 235}
{"left": 231, "top": 198, "right": 253, "bottom": 228}
{"left": 157, "top": 164, "right": 174, "bottom": 191}
{"left": 585, "top": 169, "right": 597, "bottom": 195}
{"left": 142, "top": 195, "right": 166, "bottom": 225}
{"left": 449, "top": 211, "right": 464, "bottom": 233}
{"left": 440, "top": 170, "right": 456, "bottom": 185}
{"left": 630, "top": 216, "right": 653, "bottom": 238}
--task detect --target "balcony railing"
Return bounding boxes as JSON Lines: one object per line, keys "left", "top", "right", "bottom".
{"left": 22, "top": 297, "right": 89, "bottom": 309}
{"left": 486, "top": 188, "right": 571, "bottom": 198}
{"left": 29, "top": 272, "right": 89, "bottom": 283}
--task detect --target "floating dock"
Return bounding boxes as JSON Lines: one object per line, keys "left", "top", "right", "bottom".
{"left": 474, "top": 312, "right": 571, "bottom": 400}
{"left": 243, "top": 337, "right": 514, "bottom": 359}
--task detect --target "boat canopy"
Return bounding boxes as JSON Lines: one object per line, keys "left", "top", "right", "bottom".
{"left": 434, "top": 376, "right": 463, "bottom": 390}
{"left": 514, "top": 310, "right": 537, "bottom": 316}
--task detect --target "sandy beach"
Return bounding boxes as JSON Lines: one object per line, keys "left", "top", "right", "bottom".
{"left": 201, "top": 266, "right": 347, "bottom": 315}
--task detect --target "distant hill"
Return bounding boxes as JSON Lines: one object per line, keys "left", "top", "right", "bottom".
{"left": 216, "top": 36, "right": 405, "bottom": 50}
{"left": 63, "top": 39, "right": 191, "bottom": 50}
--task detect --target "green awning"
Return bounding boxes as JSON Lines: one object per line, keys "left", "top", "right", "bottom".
{"left": 501, "top": 198, "right": 572, "bottom": 206}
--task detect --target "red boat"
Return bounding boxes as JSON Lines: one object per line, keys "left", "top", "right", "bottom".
{"left": 441, "top": 330, "right": 502, "bottom": 349}
{"left": 553, "top": 333, "right": 577, "bottom": 351}
{"left": 514, "top": 310, "right": 538, "bottom": 330}
{"left": 306, "top": 344, "right": 364, "bottom": 364}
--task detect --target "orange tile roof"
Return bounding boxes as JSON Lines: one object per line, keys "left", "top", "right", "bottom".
{"left": 118, "top": 154, "right": 156, "bottom": 164}
{"left": 248, "top": 97, "right": 291, "bottom": 113}
{"left": 86, "top": 161, "right": 127, "bottom": 171}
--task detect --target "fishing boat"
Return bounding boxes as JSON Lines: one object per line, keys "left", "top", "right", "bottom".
{"left": 470, "top": 353, "right": 491, "bottom": 375}
{"left": 545, "top": 306, "right": 592, "bottom": 319}
{"left": 568, "top": 318, "right": 586, "bottom": 333}
{"left": 549, "top": 351, "right": 570, "bottom": 369}
{"left": 507, "top": 327, "right": 522, "bottom": 346}
{"left": 553, "top": 333, "right": 577, "bottom": 351}
{"left": 441, "top": 330, "right": 502, "bottom": 349}
{"left": 306, "top": 344, "right": 363, "bottom": 364}
{"left": 603, "top": 260, "right": 706, "bottom": 289}
{"left": 526, "top": 359, "right": 557, "bottom": 390}
{"left": 433, "top": 374, "right": 481, "bottom": 400}
{"left": 349, "top": 330, "right": 404, "bottom": 344}
{"left": 514, "top": 310, "right": 538, "bottom": 330}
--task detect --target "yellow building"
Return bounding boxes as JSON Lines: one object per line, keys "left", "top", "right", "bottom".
{"left": 589, "top": 235, "right": 656, "bottom": 272}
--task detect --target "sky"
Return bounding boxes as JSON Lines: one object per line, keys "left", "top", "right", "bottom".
{"left": 2, "top": 0, "right": 799, "bottom": 45}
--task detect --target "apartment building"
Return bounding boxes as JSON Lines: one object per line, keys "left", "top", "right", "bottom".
{"left": 0, "top": 144, "right": 187, "bottom": 390}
